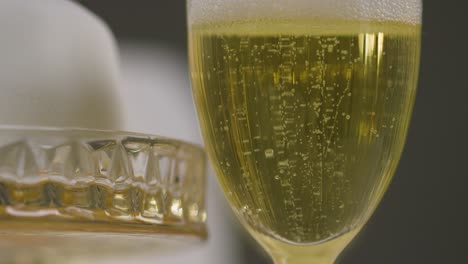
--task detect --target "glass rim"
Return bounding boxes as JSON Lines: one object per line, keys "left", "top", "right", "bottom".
{"left": 0, "top": 124, "right": 204, "bottom": 152}
{"left": 187, "top": 0, "right": 422, "bottom": 25}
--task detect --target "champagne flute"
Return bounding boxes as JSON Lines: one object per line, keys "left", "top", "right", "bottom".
{"left": 188, "top": 0, "right": 421, "bottom": 263}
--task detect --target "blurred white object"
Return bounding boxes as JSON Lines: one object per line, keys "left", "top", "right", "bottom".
{"left": 118, "top": 43, "right": 199, "bottom": 143}
{"left": 0, "top": 0, "right": 122, "bottom": 129}
{"left": 115, "top": 42, "right": 240, "bottom": 264}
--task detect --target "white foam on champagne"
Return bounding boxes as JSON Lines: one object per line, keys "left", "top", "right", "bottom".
{"left": 188, "top": 0, "right": 422, "bottom": 24}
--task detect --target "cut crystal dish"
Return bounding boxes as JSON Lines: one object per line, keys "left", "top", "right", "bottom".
{"left": 0, "top": 126, "right": 207, "bottom": 262}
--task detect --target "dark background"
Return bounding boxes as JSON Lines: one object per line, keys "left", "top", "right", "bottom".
{"left": 79, "top": 1, "right": 468, "bottom": 263}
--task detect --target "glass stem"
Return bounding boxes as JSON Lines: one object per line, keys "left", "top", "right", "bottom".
{"left": 261, "top": 231, "right": 357, "bottom": 264}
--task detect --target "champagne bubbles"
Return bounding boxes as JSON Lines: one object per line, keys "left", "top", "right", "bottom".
{"left": 190, "top": 19, "right": 420, "bottom": 244}
{"left": 188, "top": 0, "right": 422, "bottom": 25}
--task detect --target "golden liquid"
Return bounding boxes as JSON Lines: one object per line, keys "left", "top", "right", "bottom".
{"left": 189, "top": 19, "right": 420, "bottom": 259}
{"left": 0, "top": 179, "right": 204, "bottom": 228}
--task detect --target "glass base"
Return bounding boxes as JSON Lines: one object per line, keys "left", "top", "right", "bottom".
{"left": 0, "top": 226, "right": 199, "bottom": 263}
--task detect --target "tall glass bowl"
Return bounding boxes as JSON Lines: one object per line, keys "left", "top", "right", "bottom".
{"left": 187, "top": 0, "right": 421, "bottom": 262}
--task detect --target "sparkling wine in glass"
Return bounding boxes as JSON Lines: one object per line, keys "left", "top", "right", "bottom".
{"left": 188, "top": 0, "right": 421, "bottom": 262}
